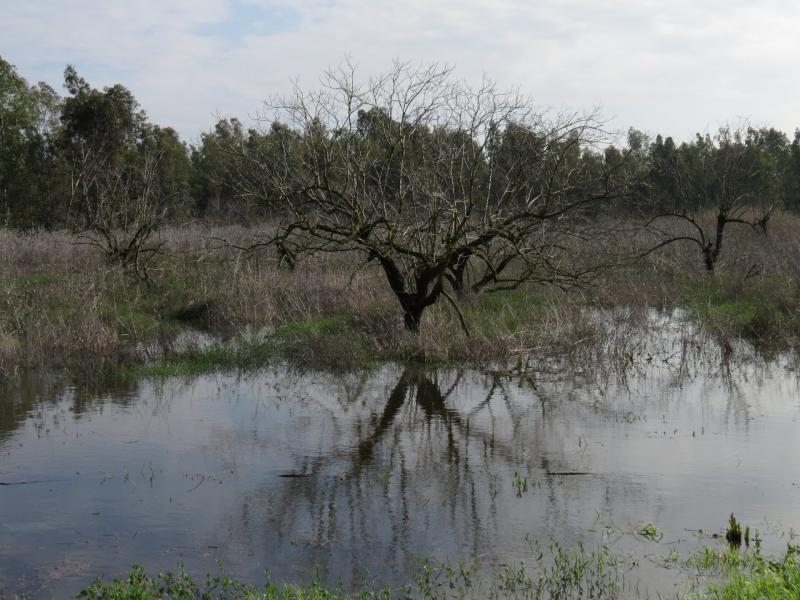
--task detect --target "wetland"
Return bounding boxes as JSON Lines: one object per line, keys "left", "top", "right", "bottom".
{"left": 3, "top": 310, "right": 800, "bottom": 598}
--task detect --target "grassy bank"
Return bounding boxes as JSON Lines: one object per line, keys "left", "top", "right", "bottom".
{"left": 2, "top": 215, "right": 800, "bottom": 375}
{"left": 688, "top": 545, "right": 800, "bottom": 599}
{"left": 72, "top": 543, "right": 800, "bottom": 599}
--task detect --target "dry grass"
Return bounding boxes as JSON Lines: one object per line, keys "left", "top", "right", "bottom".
{"left": 2, "top": 213, "right": 800, "bottom": 373}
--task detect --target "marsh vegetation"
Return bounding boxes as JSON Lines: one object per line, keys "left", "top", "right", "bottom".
{"left": 5, "top": 56, "right": 800, "bottom": 599}
{"left": 2, "top": 209, "right": 800, "bottom": 377}
{"left": 4, "top": 56, "right": 800, "bottom": 373}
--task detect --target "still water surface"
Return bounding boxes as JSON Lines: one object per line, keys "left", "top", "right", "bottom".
{"left": 2, "top": 312, "right": 800, "bottom": 597}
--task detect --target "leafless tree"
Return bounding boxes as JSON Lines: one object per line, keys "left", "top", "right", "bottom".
{"left": 235, "top": 61, "right": 622, "bottom": 330}
{"left": 642, "top": 124, "right": 776, "bottom": 272}
{"left": 69, "top": 148, "right": 167, "bottom": 280}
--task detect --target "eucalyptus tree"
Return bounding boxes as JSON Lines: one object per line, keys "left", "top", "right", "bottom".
{"left": 141, "top": 125, "right": 193, "bottom": 219}
{"left": 745, "top": 126, "right": 798, "bottom": 214}
{"left": 0, "top": 56, "right": 63, "bottom": 227}
{"left": 234, "top": 62, "right": 622, "bottom": 331}
{"left": 191, "top": 118, "right": 249, "bottom": 217}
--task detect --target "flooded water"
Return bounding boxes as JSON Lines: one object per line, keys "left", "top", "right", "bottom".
{"left": 2, "top": 311, "right": 800, "bottom": 598}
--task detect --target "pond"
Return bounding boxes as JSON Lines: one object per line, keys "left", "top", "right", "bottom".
{"left": 2, "top": 310, "right": 800, "bottom": 598}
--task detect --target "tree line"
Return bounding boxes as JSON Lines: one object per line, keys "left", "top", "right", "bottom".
{"left": 4, "top": 55, "right": 799, "bottom": 228}
{"left": 3, "top": 55, "right": 798, "bottom": 326}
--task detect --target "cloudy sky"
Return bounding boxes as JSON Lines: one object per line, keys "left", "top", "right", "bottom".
{"left": 2, "top": 0, "right": 798, "bottom": 143}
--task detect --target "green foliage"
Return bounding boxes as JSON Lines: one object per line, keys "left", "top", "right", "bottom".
{"left": 0, "top": 54, "right": 195, "bottom": 231}
{"left": 4, "top": 52, "right": 800, "bottom": 235}
{"left": 143, "top": 126, "right": 194, "bottom": 219}
{"left": 0, "top": 56, "right": 65, "bottom": 227}
{"left": 60, "top": 65, "right": 145, "bottom": 163}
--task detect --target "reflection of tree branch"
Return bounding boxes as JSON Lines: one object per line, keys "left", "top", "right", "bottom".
{"left": 235, "top": 365, "right": 656, "bottom": 580}
{"left": 356, "top": 369, "right": 414, "bottom": 463}
{"left": 440, "top": 370, "right": 464, "bottom": 401}
{"left": 464, "top": 376, "right": 501, "bottom": 420}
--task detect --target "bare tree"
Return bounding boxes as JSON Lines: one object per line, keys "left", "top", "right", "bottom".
{"left": 235, "top": 61, "right": 621, "bottom": 331}
{"left": 643, "top": 124, "right": 776, "bottom": 272}
{"left": 60, "top": 67, "right": 176, "bottom": 281}
{"left": 70, "top": 148, "right": 167, "bottom": 280}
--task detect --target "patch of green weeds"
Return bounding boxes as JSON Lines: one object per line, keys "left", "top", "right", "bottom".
{"left": 688, "top": 545, "right": 800, "bottom": 600}
{"left": 461, "top": 288, "right": 549, "bottom": 337}
{"left": 512, "top": 471, "right": 529, "bottom": 497}
{"left": 725, "top": 513, "right": 752, "bottom": 549}
{"left": 680, "top": 276, "right": 800, "bottom": 345}
{"left": 11, "top": 272, "right": 64, "bottom": 287}
{"left": 273, "top": 316, "right": 374, "bottom": 368}
{"left": 123, "top": 342, "right": 277, "bottom": 378}
{"left": 99, "top": 300, "right": 164, "bottom": 337}
{"left": 77, "top": 563, "right": 357, "bottom": 599}
{"left": 637, "top": 522, "right": 664, "bottom": 542}
{"left": 124, "top": 316, "right": 376, "bottom": 378}
{"left": 68, "top": 536, "right": 800, "bottom": 600}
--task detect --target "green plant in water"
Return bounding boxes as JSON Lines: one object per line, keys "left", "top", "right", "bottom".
{"left": 689, "top": 544, "right": 800, "bottom": 600}
{"left": 76, "top": 538, "right": 800, "bottom": 600}
{"left": 637, "top": 522, "right": 664, "bottom": 542}
{"left": 726, "top": 513, "right": 743, "bottom": 549}
{"left": 77, "top": 563, "right": 259, "bottom": 599}
{"left": 513, "top": 471, "right": 528, "bottom": 497}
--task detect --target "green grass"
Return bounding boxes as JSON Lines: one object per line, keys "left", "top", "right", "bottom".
{"left": 99, "top": 301, "right": 166, "bottom": 337}
{"left": 96, "top": 274, "right": 212, "bottom": 338}
{"left": 70, "top": 543, "right": 800, "bottom": 599}
{"left": 459, "top": 288, "right": 550, "bottom": 337}
{"left": 122, "top": 341, "right": 279, "bottom": 378}
{"left": 273, "top": 316, "right": 375, "bottom": 367}
{"left": 680, "top": 275, "right": 800, "bottom": 346}
{"left": 76, "top": 565, "right": 358, "bottom": 599}
{"left": 74, "top": 541, "right": 625, "bottom": 599}
{"left": 11, "top": 272, "right": 65, "bottom": 287}
{"left": 276, "top": 316, "right": 344, "bottom": 337}
{"left": 124, "top": 315, "right": 376, "bottom": 378}
{"left": 8, "top": 235, "right": 800, "bottom": 374}
{"left": 688, "top": 545, "right": 800, "bottom": 599}
{"left": 120, "top": 291, "right": 567, "bottom": 378}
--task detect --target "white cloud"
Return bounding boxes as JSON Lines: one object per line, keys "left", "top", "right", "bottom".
{"left": 2, "top": 0, "right": 799, "bottom": 142}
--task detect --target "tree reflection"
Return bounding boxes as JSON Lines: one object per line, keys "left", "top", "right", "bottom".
{"left": 231, "top": 365, "right": 646, "bottom": 588}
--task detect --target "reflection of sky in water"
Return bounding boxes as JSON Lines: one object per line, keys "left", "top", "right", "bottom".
{"left": 1, "top": 340, "right": 799, "bottom": 598}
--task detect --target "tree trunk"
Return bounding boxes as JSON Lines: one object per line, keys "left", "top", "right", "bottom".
{"left": 448, "top": 251, "right": 471, "bottom": 296}
{"left": 702, "top": 245, "right": 716, "bottom": 272}
{"left": 399, "top": 282, "right": 443, "bottom": 332}
{"left": 755, "top": 211, "right": 770, "bottom": 235}
{"left": 703, "top": 214, "right": 726, "bottom": 272}
{"left": 403, "top": 306, "right": 425, "bottom": 332}
{"left": 376, "top": 255, "right": 443, "bottom": 332}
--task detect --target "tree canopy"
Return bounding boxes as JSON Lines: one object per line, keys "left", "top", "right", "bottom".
{"left": 230, "top": 62, "right": 625, "bottom": 329}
